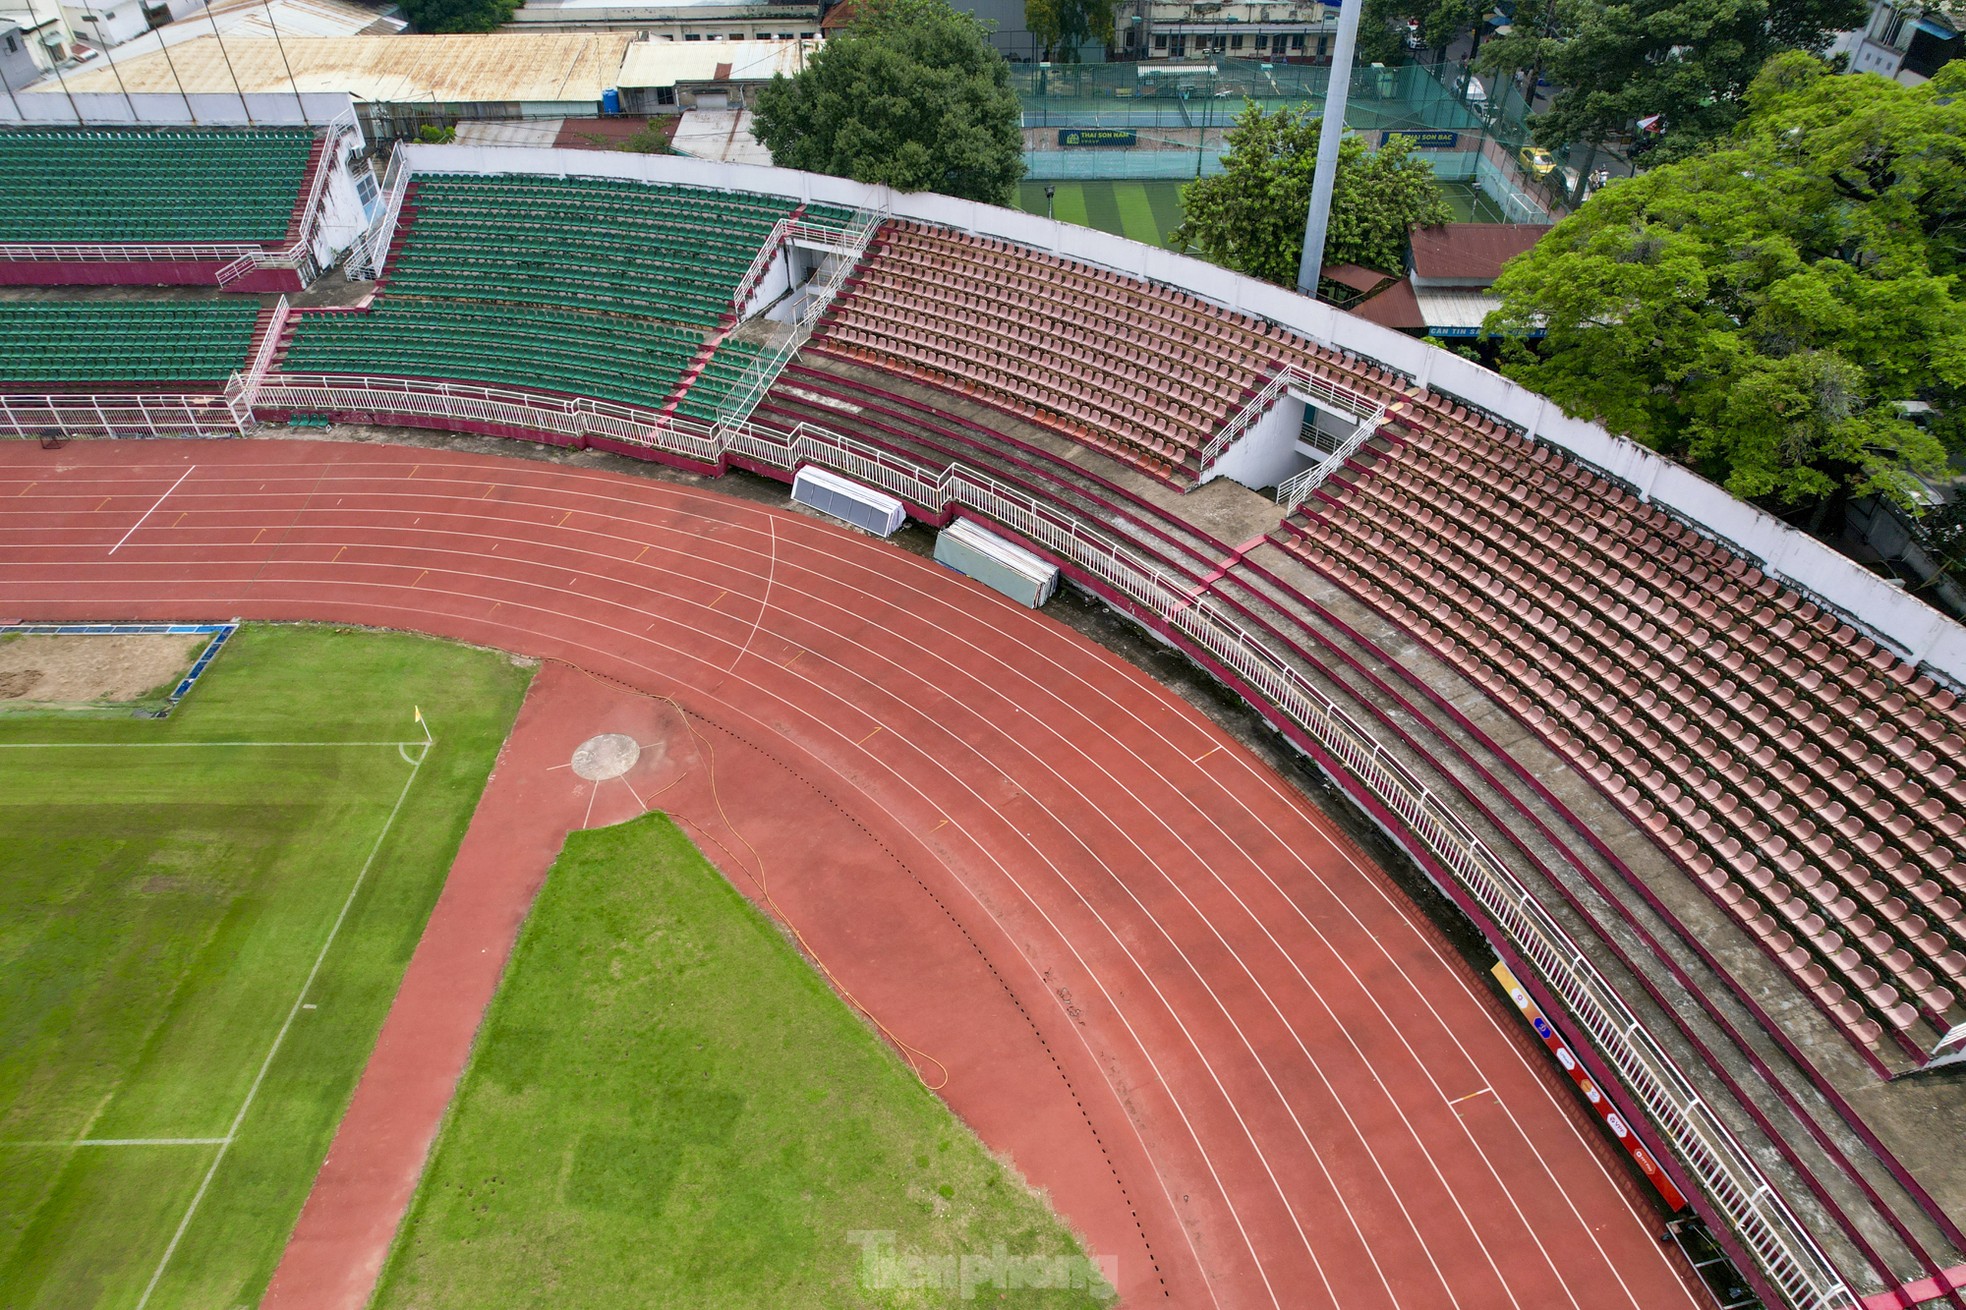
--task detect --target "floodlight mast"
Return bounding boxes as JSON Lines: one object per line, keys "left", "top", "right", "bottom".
{"left": 1295, "top": 0, "right": 1367, "bottom": 296}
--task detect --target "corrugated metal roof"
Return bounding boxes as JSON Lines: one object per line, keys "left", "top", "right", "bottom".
{"left": 616, "top": 37, "right": 815, "bottom": 88}
{"left": 1407, "top": 222, "right": 1551, "bottom": 283}
{"left": 1413, "top": 286, "right": 1502, "bottom": 331}
{"left": 55, "top": 32, "right": 632, "bottom": 104}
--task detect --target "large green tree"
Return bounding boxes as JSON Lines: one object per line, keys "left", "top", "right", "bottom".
{"left": 1486, "top": 56, "right": 1966, "bottom": 514}
{"left": 1479, "top": 0, "right": 1865, "bottom": 164}
{"left": 397, "top": 0, "right": 517, "bottom": 32}
{"left": 1351, "top": 0, "right": 1481, "bottom": 65}
{"left": 1024, "top": 0, "right": 1113, "bottom": 61}
{"left": 752, "top": 0, "right": 1023, "bottom": 204}
{"left": 1171, "top": 104, "right": 1452, "bottom": 286}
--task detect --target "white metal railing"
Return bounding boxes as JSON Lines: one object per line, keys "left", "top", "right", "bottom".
{"left": 20, "top": 363, "right": 1853, "bottom": 1309}
{"left": 0, "top": 391, "right": 245, "bottom": 439}
{"left": 265, "top": 109, "right": 359, "bottom": 272}
{"left": 1199, "top": 364, "right": 1378, "bottom": 473}
{"left": 243, "top": 296, "right": 291, "bottom": 394}
{"left": 0, "top": 241, "right": 264, "bottom": 263}
{"left": 345, "top": 149, "right": 413, "bottom": 282}
{"left": 711, "top": 207, "right": 884, "bottom": 428}
{"left": 1276, "top": 402, "right": 1390, "bottom": 506}
{"left": 0, "top": 111, "right": 360, "bottom": 281}
{"left": 731, "top": 212, "right": 883, "bottom": 318}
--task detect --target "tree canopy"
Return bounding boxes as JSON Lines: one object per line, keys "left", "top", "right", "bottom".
{"left": 1479, "top": 0, "right": 1865, "bottom": 159}
{"left": 1171, "top": 104, "right": 1452, "bottom": 287}
{"left": 1024, "top": 0, "right": 1112, "bottom": 61}
{"left": 1485, "top": 56, "right": 1966, "bottom": 513}
{"left": 751, "top": 0, "right": 1023, "bottom": 204}
{"left": 1351, "top": 0, "right": 1481, "bottom": 64}
{"left": 397, "top": 0, "right": 518, "bottom": 33}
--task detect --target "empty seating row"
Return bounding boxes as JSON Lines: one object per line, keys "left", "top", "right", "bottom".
{"left": 816, "top": 219, "right": 1324, "bottom": 486}
{"left": 275, "top": 172, "right": 822, "bottom": 410}
{"left": 674, "top": 339, "right": 768, "bottom": 422}
{"left": 1281, "top": 408, "right": 1966, "bottom": 1052}
{"left": 371, "top": 174, "right": 803, "bottom": 326}
{"left": 408, "top": 173, "right": 801, "bottom": 231}
{"left": 281, "top": 302, "right": 701, "bottom": 412}
{"left": 0, "top": 127, "right": 317, "bottom": 245}
{"left": 0, "top": 299, "right": 264, "bottom": 386}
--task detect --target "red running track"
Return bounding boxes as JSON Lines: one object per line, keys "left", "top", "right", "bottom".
{"left": 0, "top": 440, "right": 1703, "bottom": 1310}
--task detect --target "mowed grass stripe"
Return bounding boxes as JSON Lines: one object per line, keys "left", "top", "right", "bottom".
{"left": 1111, "top": 183, "right": 1165, "bottom": 246}
{"left": 1145, "top": 181, "right": 1188, "bottom": 247}
{"left": 1049, "top": 182, "right": 1092, "bottom": 229}
{"left": 1079, "top": 182, "right": 1126, "bottom": 244}
{"left": 0, "top": 626, "right": 531, "bottom": 1310}
{"left": 375, "top": 813, "right": 1115, "bottom": 1310}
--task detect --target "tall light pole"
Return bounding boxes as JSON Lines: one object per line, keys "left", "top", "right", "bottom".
{"left": 1295, "top": 0, "right": 1364, "bottom": 296}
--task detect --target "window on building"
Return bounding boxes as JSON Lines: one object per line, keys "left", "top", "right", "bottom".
{"left": 1315, "top": 34, "right": 1328, "bottom": 55}
{"left": 1291, "top": 32, "right": 1305, "bottom": 49}
{"left": 656, "top": 86, "right": 677, "bottom": 104}
{"left": 3, "top": 32, "right": 17, "bottom": 52}
{"left": 1154, "top": 31, "right": 1168, "bottom": 49}
{"left": 1170, "top": 34, "right": 1186, "bottom": 54}
{"left": 800, "top": 31, "right": 814, "bottom": 37}
{"left": 685, "top": 32, "right": 701, "bottom": 40}
{"left": 1229, "top": 32, "right": 1242, "bottom": 48}
{"left": 355, "top": 170, "right": 378, "bottom": 206}
{"left": 779, "top": 30, "right": 794, "bottom": 37}
{"left": 1253, "top": 32, "right": 1267, "bottom": 49}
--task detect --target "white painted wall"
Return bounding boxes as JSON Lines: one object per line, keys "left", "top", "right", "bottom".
{"left": 1204, "top": 394, "right": 1306, "bottom": 491}
{"left": 307, "top": 145, "right": 371, "bottom": 270}
{"left": 341, "top": 144, "right": 1966, "bottom": 680}
{"left": 0, "top": 88, "right": 353, "bottom": 125}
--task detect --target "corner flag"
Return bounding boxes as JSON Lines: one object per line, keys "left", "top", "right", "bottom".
{"left": 414, "top": 706, "right": 423, "bottom": 724}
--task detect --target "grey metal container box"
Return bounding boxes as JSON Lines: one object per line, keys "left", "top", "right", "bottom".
{"left": 935, "top": 517, "right": 1061, "bottom": 608}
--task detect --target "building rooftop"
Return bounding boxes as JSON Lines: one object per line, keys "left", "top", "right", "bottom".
{"left": 616, "top": 36, "right": 816, "bottom": 89}
{"left": 52, "top": 32, "right": 632, "bottom": 103}
{"left": 1407, "top": 221, "right": 1551, "bottom": 283}
{"left": 83, "top": 0, "right": 404, "bottom": 69}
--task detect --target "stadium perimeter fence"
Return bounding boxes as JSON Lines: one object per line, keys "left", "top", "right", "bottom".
{"left": 1017, "top": 56, "right": 1555, "bottom": 223}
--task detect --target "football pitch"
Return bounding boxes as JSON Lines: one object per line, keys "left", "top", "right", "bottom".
{"left": 1014, "top": 178, "right": 1509, "bottom": 248}
{"left": 0, "top": 625, "right": 530, "bottom": 1309}
{"left": 375, "top": 813, "right": 1117, "bottom": 1309}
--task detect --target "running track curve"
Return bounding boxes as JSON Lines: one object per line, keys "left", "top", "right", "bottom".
{"left": 0, "top": 440, "right": 1702, "bottom": 1310}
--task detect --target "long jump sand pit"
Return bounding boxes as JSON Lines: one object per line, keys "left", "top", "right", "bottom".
{"left": 0, "top": 631, "right": 207, "bottom": 709}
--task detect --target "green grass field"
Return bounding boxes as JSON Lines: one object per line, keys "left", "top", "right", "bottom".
{"left": 1016, "top": 179, "right": 1190, "bottom": 247}
{"left": 376, "top": 814, "right": 1117, "bottom": 1309}
{"left": 1015, "top": 177, "right": 1508, "bottom": 246}
{"left": 0, "top": 626, "right": 530, "bottom": 1310}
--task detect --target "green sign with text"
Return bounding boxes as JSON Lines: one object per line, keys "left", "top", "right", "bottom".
{"left": 1058, "top": 129, "right": 1138, "bottom": 147}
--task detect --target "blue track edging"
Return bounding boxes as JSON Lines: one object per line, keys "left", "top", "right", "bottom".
{"left": 1, "top": 621, "right": 239, "bottom": 716}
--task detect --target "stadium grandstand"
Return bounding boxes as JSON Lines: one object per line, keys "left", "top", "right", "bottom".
{"left": 4, "top": 122, "right": 1965, "bottom": 1310}
{"left": 0, "top": 111, "right": 372, "bottom": 292}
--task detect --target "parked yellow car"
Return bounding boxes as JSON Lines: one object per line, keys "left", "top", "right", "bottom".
{"left": 1518, "top": 145, "right": 1558, "bottom": 177}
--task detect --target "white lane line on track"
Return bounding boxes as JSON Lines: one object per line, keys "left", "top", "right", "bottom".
{"left": 23, "top": 457, "right": 1694, "bottom": 1308}
{"left": 133, "top": 742, "right": 426, "bottom": 1310}
{"left": 727, "top": 511, "right": 776, "bottom": 673}
{"left": 19, "top": 491, "right": 1564, "bottom": 1306}
{"left": 24, "top": 594, "right": 1241, "bottom": 1306}
{"left": 107, "top": 465, "right": 195, "bottom": 556}
{"left": 369, "top": 483, "right": 1627, "bottom": 1298}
